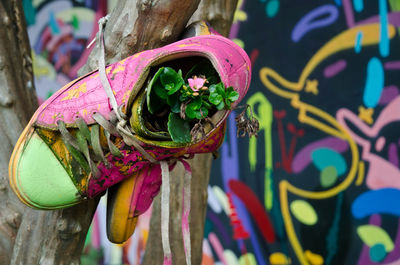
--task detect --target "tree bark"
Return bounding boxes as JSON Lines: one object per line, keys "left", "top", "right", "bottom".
{"left": 0, "top": 0, "right": 237, "bottom": 264}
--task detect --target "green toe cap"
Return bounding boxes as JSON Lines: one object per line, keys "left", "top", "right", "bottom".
{"left": 15, "top": 132, "right": 80, "bottom": 209}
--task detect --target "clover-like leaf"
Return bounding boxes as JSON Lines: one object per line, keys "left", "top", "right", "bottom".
{"left": 209, "top": 84, "right": 217, "bottom": 94}
{"left": 227, "top": 89, "right": 239, "bottom": 102}
{"left": 191, "top": 97, "right": 202, "bottom": 110}
{"left": 160, "top": 67, "right": 183, "bottom": 95}
{"left": 209, "top": 92, "right": 223, "bottom": 105}
{"left": 216, "top": 83, "right": 226, "bottom": 96}
{"left": 185, "top": 103, "right": 198, "bottom": 119}
{"left": 167, "top": 113, "right": 191, "bottom": 143}
{"left": 216, "top": 101, "right": 225, "bottom": 110}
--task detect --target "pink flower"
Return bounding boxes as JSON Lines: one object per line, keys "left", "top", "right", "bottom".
{"left": 188, "top": 76, "right": 206, "bottom": 92}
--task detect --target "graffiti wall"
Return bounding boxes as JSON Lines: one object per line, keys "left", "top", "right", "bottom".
{"left": 206, "top": 0, "right": 400, "bottom": 264}
{"left": 24, "top": 0, "right": 400, "bottom": 264}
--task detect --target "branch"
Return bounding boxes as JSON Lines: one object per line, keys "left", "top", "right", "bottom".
{"left": 79, "top": 0, "right": 201, "bottom": 75}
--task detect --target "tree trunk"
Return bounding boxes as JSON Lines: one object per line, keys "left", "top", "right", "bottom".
{"left": 0, "top": 0, "right": 237, "bottom": 264}
{"left": 142, "top": 1, "right": 238, "bottom": 264}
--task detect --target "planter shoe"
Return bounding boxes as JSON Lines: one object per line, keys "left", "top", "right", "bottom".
{"left": 9, "top": 23, "right": 251, "bottom": 211}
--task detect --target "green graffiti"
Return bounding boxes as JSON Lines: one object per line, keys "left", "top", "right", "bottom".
{"left": 247, "top": 92, "right": 273, "bottom": 210}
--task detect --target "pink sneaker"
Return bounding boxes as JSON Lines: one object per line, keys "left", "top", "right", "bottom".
{"left": 9, "top": 34, "right": 251, "bottom": 210}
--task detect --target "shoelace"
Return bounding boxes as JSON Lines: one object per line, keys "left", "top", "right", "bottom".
{"left": 67, "top": 15, "right": 192, "bottom": 265}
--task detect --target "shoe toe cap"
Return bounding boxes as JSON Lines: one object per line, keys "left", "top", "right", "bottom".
{"left": 11, "top": 131, "right": 80, "bottom": 209}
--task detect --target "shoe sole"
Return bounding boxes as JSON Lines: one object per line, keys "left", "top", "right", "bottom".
{"left": 106, "top": 168, "right": 146, "bottom": 243}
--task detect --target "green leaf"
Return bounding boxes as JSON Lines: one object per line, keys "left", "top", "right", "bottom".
{"left": 226, "top": 86, "right": 234, "bottom": 93}
{"left": 209, "top": 92, "right": 223, "bottom": 105}
{"left": 160, "top": 67, "right": 179, "bottom": 86}
{"left": 185, "top": 103, "right": 197, "bottom": 119}
{"left": 216, "top": 101, "right": 225, "bottom": 110}
{"left": 147, "top": 67, "right": 166, "bottom": 114}
{"left": 167, "top": 82, "right": 182, "bottom": 95}
{"left": 202, "top": 101, "right": 211, "bottom": 109}
{"left": 154, "top": 82, "right": 168, "bottom": 99}
{"left": 209, "top": 84, "right": 217, "bottom": 94}
{"left": 209, "top": 82, "right": 226, "bottom": 98}
{"left": 167, "top": 113, "right": 192, "bottom": 143}
{"left": 190, "top": 97, "right": 202, "bottom": 110}
{"left": 165, "top": 83, "right": 173, "bottom": 90}
{"left": 167, "top": 94, "right": 181, "bottom": 113}
{"left": 195, "top": 106, "right": 208, "bottom": 119}
{"left": 215, "top": 82, "right": 226, "bottom": 97}
{"left": 160, "top": 67, "right": 183, "bottom": 95}
{"left": 227, "top": 89, "right": 239, "bottom": 101}
{"left": 225, "top": 98, "right": 232, "bottom": 109}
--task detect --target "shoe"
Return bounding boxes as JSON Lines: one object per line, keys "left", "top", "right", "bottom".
{"left": 9, "top": 33, "right": 251, "bottom": 210}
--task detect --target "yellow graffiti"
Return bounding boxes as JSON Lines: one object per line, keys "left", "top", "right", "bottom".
{"left": 233, "top": 39, "right": 245, "bottom": 48}
{"left": 233, "top": 0, "right": 248, "bottom": 23}
{"left": 270, "top": 252, "right": 291, "bottom": 265}
{"left": 61, "top": 82, "right": 87, "bottom": 101}
{"left": 247, "top": 93, "right": 274, "bottom": 210}
{"left": 358, "top": 106, "right": 374, "bottom": 124}
{"left": 356, "top": 161, "right": 365, "bottom": 186}
{"left": 304, "top": 80, "right": 319, "bottom": 95}
{"left": 304, "top": 250, "right": 324, "bottom": 265}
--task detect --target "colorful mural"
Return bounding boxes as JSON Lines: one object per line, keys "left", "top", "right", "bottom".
{"left": 207, "top": 0, "right": 400, "bottom": 264}
{"left": 24, "top": 0, "right": 400, "bottom": 264}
